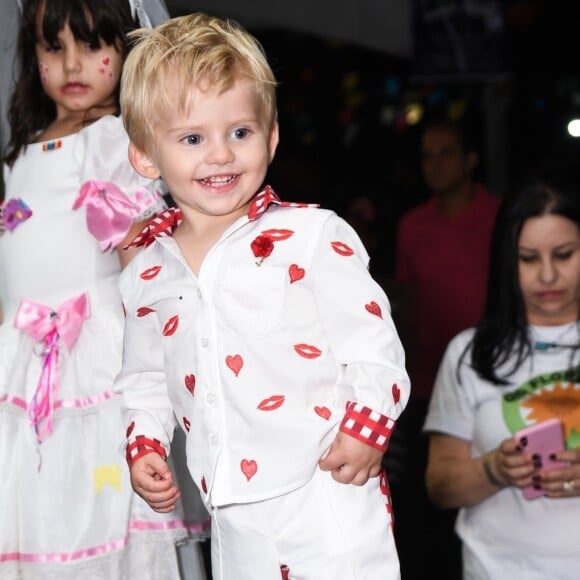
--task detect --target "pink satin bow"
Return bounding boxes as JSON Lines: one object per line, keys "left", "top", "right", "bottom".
{"left": 14, "top": 293, "right": 90, "bottom": 442}
{"left": 73, "top": 180, "right": 160, "bottom": 252}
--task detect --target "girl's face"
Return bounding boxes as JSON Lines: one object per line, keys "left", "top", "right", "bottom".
{"left": 518, "top": 214, "right": 580, "bottom": 326}
{"left": 35, "top": 8, "right": 123, "bottom": 121}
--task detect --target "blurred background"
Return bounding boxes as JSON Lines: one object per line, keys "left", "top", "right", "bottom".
{"left": 163, "top": 0, "right": 580, "bottom": 277}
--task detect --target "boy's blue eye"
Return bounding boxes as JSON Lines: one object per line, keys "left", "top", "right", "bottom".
{"left": 184, "top": 134, "right": 201, "bottom": 145}
{"left": 233, "top": 128, "right": 249, "bottom": 139}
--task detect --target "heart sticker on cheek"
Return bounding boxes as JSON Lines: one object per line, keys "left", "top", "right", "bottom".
{"left": 102, "top": 57, "right": 110, "bottom": 65}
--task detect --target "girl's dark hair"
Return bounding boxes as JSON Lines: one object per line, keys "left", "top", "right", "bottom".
{"left": 465, "top": 177, "right": 580, "bottom": 384}
{"left": 5, "top": 0, "right": 138, "bottom": 165}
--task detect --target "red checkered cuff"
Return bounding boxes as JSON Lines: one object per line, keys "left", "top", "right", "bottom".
{"left": 339, "top": 402, "right": 395, "bottom": 452}
{"left": 125, "top": 435, "right": 167, "bottom": 467}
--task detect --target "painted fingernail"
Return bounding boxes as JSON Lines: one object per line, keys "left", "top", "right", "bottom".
{"left": 533, "top": 484, "right": 541, "bottom": 490}
{"left": 532, "top": 475, "right": 542, "bottom": 482}
{"left": 549, "top": 453, "right": 556, "bottom": 460}
{"left": 532, "top": 453, "right": 541, "bottom": 461}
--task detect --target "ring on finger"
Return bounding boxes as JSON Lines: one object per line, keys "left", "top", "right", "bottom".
{"left": 563, "top": 480, "right": 576, "bottom": 492}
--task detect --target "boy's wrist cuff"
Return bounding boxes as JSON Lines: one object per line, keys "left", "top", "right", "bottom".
{"left": 126, "top": 434, "right": 167, "bottom": 467}
{"left": 339, "top": 402, "right": 395, "bottom": 452}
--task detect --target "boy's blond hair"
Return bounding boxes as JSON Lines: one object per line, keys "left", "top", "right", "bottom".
{"left": 121, "top": 12, "right": 277, "bottom": 153}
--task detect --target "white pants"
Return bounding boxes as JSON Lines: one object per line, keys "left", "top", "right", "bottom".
{"left": 210, "top": 469, "right": 400, "bottom": 580}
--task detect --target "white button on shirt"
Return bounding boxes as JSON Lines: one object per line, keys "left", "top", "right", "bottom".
{"left": 116, "top": 202, "right": 410, "bottom": 507}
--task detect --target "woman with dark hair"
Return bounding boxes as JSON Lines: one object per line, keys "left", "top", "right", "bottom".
{"left": 424, "top": 179, "right": 580, "bottom": 579}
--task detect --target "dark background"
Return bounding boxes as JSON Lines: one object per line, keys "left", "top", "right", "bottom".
{"left": 166, "top": 0, "right": 580, "bottom": 276}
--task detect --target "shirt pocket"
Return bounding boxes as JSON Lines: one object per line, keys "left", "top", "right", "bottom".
{"left": 219, "top": 263, "right": 286, "bottom": 337}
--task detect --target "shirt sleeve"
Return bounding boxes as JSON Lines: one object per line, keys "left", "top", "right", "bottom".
{"left": 423, "top": 329, "right": 476, "bottom": 441}
{"left": 114, "top": 254, "right": 177, "bottom": 464}
{"left": 308, "top": 213, "right": 410, "bottom": 447}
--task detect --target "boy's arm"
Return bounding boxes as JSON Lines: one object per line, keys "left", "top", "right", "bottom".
{"left": 311, "top": 214, "right": 410, "bottom": 474}
{"left": 114, "top": 256, "right": 178, "bottom": 471}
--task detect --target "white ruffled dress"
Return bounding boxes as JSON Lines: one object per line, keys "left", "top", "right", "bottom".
{"left": 0, "top": 115, "right": 209, "bottom": 580}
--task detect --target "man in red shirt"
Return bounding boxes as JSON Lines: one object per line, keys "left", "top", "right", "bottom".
{"left": 388, "top": 118, "right": 500, "bottom": 580}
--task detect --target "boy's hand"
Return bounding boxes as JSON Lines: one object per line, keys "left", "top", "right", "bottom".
{"left": 318, "top": 431, "right": 383, "bottom": 486}
{"left": 129, "top": 452, "right": 181, "bottom": 513}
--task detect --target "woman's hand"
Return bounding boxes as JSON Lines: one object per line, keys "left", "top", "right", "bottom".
{"left": 532, "top": 447, "right": 580, "bottom": 498}
{"left": 490, "top": 437, "right": 535, "bottom": 488}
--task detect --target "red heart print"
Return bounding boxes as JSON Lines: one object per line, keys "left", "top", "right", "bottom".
{"left": 185, "top": 374, "right": 196, "bottom": 396}
{"left": 241, "top": 459, "right": 258, "bottom": 481}
{"left": 201, "top": 476, "right": 207, "bottom": 493}
{"left": 289, "top": 264, "right": 305, "bottom": 283}
{"left": 226, "top": 354, "right": 243, "bottom": 376}
{"left": 183, "top": 417, "right": 191, "bottom": 432}
{"left": 103, "top": 57, "right": 110, "bottom": 65}
{"left": 365, "top": 301, "right": 383, "bottom": 319}
{"left": 314, "top": 406, "right": 331, "bottom": 420}
{"left": 392, "top": 383, "right": 400, "bottom": 404}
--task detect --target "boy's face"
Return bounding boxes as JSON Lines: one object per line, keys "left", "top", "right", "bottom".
{"left": 130, "top": 78, "right": 278, "bottom": 225}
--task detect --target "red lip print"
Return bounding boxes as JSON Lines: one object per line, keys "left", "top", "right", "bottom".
{"left": 331, "top": 241, "right": 354, "bottom": 256}
{"left": 102, "top": 57, "right": 110, "bottom": 65}
{"left": 201, "top": 476, "right": 207, "bottom": 493}
{"left": 314, "top": 406, "right": 331, "bottom": 420}
{"left": 226, "top": 354, "right": 243, "bottom": 377}
{"left": 293, "top": 344, "right": 322, "bottom": 359}
{"left": 241, "top": 459, "right": 258, "bottom": 481}
{"left": 288, "top": 264, "right": 305, "bottom": 283}
{"left": 185, "top": 374, "right": 196, "bottom": 396}
{"left": 137, "top": 306, "right": 155, "bottom": 317}
{"left": 392, "top": 383, "right": 400, "bottom": 404}
{"left": 257, "top": 395, "right": 285, "bottom": 411}
{"left": 261, "top": 228, "right": 294, "bottom": 241}
{"left": 162, "top": 315, "right": 179, "bottom": 336}
{"left": 140, "top": 265, "right": 162, "bottom": 280}
{"left": 183, "top": 417, "right": 191, "bottom": 432}
{"left": 126, "top": 421, "right": 135, "bottom": 438}
{"left": 365, "top": 301, "right": 383, "bottom": 319}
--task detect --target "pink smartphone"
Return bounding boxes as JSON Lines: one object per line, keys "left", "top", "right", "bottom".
{"left": 515, "top": 418, "right": 568, "bottom": 500}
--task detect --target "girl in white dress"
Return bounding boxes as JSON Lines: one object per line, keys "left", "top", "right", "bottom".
{"left": 0, "top": 1, "right": 209, "bottom": 578}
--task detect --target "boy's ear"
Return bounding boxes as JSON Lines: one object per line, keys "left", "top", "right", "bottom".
{"left": 267, "top": 121, "right": 280, "bottom": 164}
{"left": 128, "top": 142, "right": 161, "bottom": 179}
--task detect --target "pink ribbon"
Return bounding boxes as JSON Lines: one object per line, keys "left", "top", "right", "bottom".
{"left": 14, "top": 293, "right": 91, "bottom": 442}
{"left": 73, "top": 181, "right": 160, "bottom": 252}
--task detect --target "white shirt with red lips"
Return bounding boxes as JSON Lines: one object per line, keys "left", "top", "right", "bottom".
{"left": 115, "top": 188, "right": 410, "bottom": 508}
